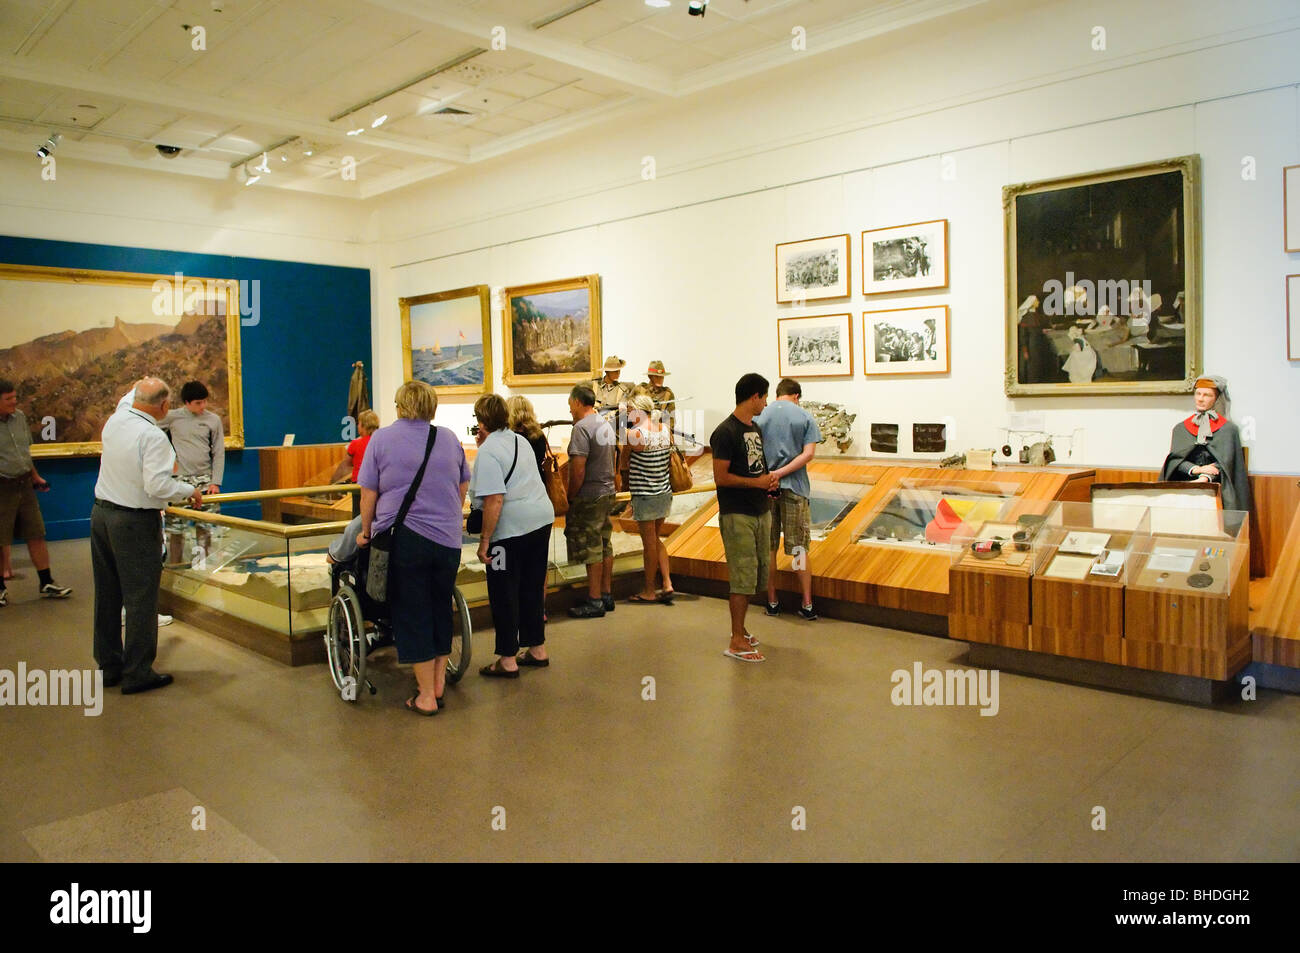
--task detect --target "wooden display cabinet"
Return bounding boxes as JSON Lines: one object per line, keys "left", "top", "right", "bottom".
{"left": 1028, "top": 502, "right": 1150, "bottom": 665}
{"left": 1122, "top": 510, "right": 1251, "bottom": 680}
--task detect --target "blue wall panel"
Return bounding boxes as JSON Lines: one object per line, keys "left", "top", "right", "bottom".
{"left": 0, "top": 236, "right": 371, "bottom": 540}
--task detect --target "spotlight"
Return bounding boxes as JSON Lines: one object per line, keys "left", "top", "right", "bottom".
{"left": 370, "top": 114, "right": 388, "bottom": 128}
{"left": 36, "top": 133, "right": 61, "bottom": 158}
{"left": 241, "top": 162, "right": 261, "bottom": 186}
{"left": 155, "top": 144, "right": 182, "bottom": 158}
{"left": 645, "top": 0, "right": 670, "bottom": 7}
{"left": 687, "top": 0, "right": 707, "bottom": 15}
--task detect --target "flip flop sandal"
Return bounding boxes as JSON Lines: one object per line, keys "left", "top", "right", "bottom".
{"left": 723, "top": 648, "right": 765, "bottom": 662}
{"left": 627, "top": 594, "right": 658, "bottom": 603}
{"left": 517, "top": 653, "right": 550, "bottom": 667}
{"left": 744, "top": 632, "right": 760, "bottom": 647}
{"left": 480, "top": 660, "right": 520, "bottom": 679}
{"left": 657, "top": 590, "right": 675, "bottom": 604}
{"left": 405, "top": 692, "right": 439, "bottom": 716}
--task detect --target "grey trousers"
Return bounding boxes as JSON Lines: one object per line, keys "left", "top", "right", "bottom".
{"left": 91, "top": 501, "right": 163, "bottom": 685}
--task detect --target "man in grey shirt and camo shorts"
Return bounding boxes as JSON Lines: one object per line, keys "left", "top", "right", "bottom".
{"left": 565, "top": 385, "right": 618, "bottom": 619}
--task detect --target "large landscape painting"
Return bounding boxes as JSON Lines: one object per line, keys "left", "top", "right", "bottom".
{"left": 0, "top": 264, "right": 244, "bottom": 456}
{"left": 502, "top": 274, "right": 602, "bottom": 386}
{"left": 400, "top": 285, "right": 492, "bottom": 397}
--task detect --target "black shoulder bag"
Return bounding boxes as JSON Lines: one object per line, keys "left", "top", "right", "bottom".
{"left": 365, "top": 426, "right": 437, "bottom": 603}
{"left": 466, "top": 433, "right": 519, "bottom": 535}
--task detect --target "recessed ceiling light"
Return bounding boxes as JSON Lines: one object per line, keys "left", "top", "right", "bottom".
{"left": 347, "top": 128, "right": 363, "bottom": 136}
{"left": 303, "top": 149, "right": 313, "bottom": 156}
{"left": 371, "top": 114, "right": 388, "bottom": 128}
{"left": 645, "top": 0, "right": 671, "bottom": 7}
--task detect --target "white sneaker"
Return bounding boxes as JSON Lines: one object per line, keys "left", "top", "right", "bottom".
{"left": 122, "top": 609, "right": 173, "bottom": 626}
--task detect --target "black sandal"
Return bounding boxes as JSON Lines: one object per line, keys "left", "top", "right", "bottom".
{"left": 480, "top": 659, "right": 520, "bottom": 679}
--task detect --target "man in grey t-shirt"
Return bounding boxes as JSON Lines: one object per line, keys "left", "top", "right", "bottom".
{"left": 565, "top": 384, "right": 618, "bottom": 618}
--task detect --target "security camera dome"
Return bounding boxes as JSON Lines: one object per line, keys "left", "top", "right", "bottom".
{"left": 156, "top": 144, "right": 182, "bottom": 158}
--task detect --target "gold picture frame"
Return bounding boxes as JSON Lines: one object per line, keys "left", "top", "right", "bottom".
{"left": 1004, "top": 155, "right": 1202, "bottom": 397}
{"left": 502, "top": 274, "right": 602, "bottom": 387}
{"left": 863, "top": 305, "right": 950, "bottom": 376}
{"left": 0, "top": 263, "right": 244, "bottom": 457}
{"left": 399, "top": 284, "right": 492, "bottom": 397}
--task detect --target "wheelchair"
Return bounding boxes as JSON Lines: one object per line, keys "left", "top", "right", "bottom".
{"left": 324, "top": 544, "right": 471, "bottom": 702}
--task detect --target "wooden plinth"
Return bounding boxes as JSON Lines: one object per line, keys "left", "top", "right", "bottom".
{"left": 1123, "top": 540, "right": 1251, "bottom": 681}
{"left": 158, "top": 589, "right": 326, "bottom": 667}
{"left": 967, "top": 642, "right": 1237, "bottom": 706}
{"left": 1031, "top": 576, "right": 1124, "bottom": 664}
{"left": 949, "top": 562, "right": 1031, "bottom": 650}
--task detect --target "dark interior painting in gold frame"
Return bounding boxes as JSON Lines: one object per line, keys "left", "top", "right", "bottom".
{"left": 1004, "top": 155, "right": 1202, "bottom": 397}
{"left": 0, "top": 263, "right": 244, "bottom": 457}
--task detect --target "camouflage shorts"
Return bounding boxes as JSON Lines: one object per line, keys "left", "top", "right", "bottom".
{"left": 565, "top": 494, "right": 614, "bottom": 566}
{"left": 770, "top": 489, "right": 811, "bottom": 555}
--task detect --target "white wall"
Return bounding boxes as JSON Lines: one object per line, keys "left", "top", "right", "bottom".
{"left": 0, "top": 152, "right": 371, "bottom": 268}
{"left": 370, "top": 0, "right": 1300, "bottom": 473}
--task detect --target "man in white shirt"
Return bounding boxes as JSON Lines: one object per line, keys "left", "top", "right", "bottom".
{"left": 92, "top": 378, "right": 202, "bottom": 694}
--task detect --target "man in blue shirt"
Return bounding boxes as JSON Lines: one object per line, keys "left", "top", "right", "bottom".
{"left": 755, "top": 378, "right": 822, "bottom": 620}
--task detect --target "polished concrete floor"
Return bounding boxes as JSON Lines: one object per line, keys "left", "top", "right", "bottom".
{"left": 2, "top": 539, "right": 1298, "bottom": 862}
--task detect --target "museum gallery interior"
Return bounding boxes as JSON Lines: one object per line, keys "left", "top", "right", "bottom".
{"left": 1, "top": 0, "right": 1298, "bottom": 865}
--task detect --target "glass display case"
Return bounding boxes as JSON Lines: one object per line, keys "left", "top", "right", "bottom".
{"left": 1031, "top": 501, "right": 1151, "bottom": 584}
{"left": 700, "top": 478, "right": 872, "bottom": 543}
{"left": 855, "top": 478, "right": 1022, "bottom": 553}
{"left": 1122, "top": 507, "right": 1251, "bottom": 680}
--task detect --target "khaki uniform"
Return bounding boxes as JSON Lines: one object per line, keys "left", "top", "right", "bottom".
{"left": 640, "top": 383, "right": 676, "bottom": 415}
{"left": 590, "top": 376, "right": 632, "bottom": 413}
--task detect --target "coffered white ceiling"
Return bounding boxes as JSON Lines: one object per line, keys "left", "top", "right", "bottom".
{"left": 0, "top": 0, "right": 988, "bottom": 198}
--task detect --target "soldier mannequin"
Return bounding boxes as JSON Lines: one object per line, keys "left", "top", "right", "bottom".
{"left": 638, "top": 360, "right": 676, "bottom": 424}
{"left": 590, "top": 355, "right": 633, "bottom": 420}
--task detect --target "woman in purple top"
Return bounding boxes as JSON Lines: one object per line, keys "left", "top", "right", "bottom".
{"left": 358, "top": 381, "right": 470, "bottom": 716}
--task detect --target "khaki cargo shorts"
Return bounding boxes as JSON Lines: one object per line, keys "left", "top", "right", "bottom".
{"left": 0, "top": 475, "right": 45, "bottom": 546}
{"left": 719, "top": 509, "right": 772, "bottom": 596}
{"left": 565, "top": 494, "right": 614, "bottom": 566}
{"left": 770, "top": 489, "right": 811, "bottom": 555}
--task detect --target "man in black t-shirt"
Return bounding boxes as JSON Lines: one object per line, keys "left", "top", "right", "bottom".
{"left": 710, "top": 372, "right": 778, "bottom": 662}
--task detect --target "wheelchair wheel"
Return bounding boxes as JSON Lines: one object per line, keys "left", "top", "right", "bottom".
{"left": 325, "top": 581, "right": 366, "bottom": 701}
{"left": 445, "top": 587, "right": 472, "bottom": 684}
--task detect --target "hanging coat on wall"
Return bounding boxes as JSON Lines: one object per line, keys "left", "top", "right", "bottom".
{"left": 347, "top": 361, "right": 370, "bottom": 421}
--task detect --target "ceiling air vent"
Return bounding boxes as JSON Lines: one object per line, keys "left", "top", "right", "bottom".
{"left": 434, "top": 107, "right": 471, "bottom": 115}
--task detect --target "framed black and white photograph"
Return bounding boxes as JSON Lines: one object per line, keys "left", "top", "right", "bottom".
{"left": 1286, "top": 165, "right": 1300, "bottom": 253}
{"left": 777, "top": 312, "right": 853, "bottom": 379}
{"left": 861, "top": 219, "right": 948, "bottom": 295}
{"left": 1004, "top": 155, "right": 1201, "bottom": 397}
{"left": 1288, "top": 274, "right": 1300, "bottom": 361}
{"left": 775, "top": 234, "right": 851, "bottom": 303}
{"left": 863, "top": 305, "right": 950, "bottom": 376}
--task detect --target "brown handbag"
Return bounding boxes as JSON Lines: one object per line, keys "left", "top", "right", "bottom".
{"left": 668, "top": 444, "right": 694, "bottom": 492}
{"left": 542, "top": 444, "right": 569, "bottom": 516}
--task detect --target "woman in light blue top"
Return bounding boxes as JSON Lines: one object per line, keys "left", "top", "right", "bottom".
{"left": 470, "top": 394, "right": 555, "bottom": 677}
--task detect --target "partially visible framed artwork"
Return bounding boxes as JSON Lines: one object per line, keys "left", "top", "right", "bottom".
{"left": 863, "top": 305, "right": 950, "bottom": 376}
{"left": 775, "top": 234, "right": 851, "bottom": 303}
{"left": 1004, "top": 155, "right": 1201, "bottom": 396}
{"left": 1286, "top": 165, "right": 1300, "bottom": 253}
{"left": 0, "top": 263, "right": 244, "bottom": 457}
{"left": 502, "top": 275, "right": 601, "bottom": 386}
{"left": 400, "top": 285, "right": 492, "bottom": 396}
{"left": 861, "top": 219, "right": 948, "bottom": 295}
{"left": 1288, "top": 274, "right": 1300, "bottom": 361}
{"left": 777, "top": 312, "right": 853, "bottom": 379}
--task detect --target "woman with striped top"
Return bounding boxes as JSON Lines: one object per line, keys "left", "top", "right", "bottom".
{"left": 622, "top": 394, "right": 674, "bottom": 604}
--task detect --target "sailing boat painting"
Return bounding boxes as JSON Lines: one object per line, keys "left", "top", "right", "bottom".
{"left": 399, "top": 285, "right": 493, "bottom": 396}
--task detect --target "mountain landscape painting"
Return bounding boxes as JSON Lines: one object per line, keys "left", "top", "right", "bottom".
{"left": 502, "top": 275, "right": 602, "bottom": 386}
{"left": 0, "top": 265, "right": 243, "bottom": 455}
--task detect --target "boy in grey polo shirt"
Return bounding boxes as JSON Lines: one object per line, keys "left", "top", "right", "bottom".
{"left": 161, "top": 380, "right": 225, "bottom": 497}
